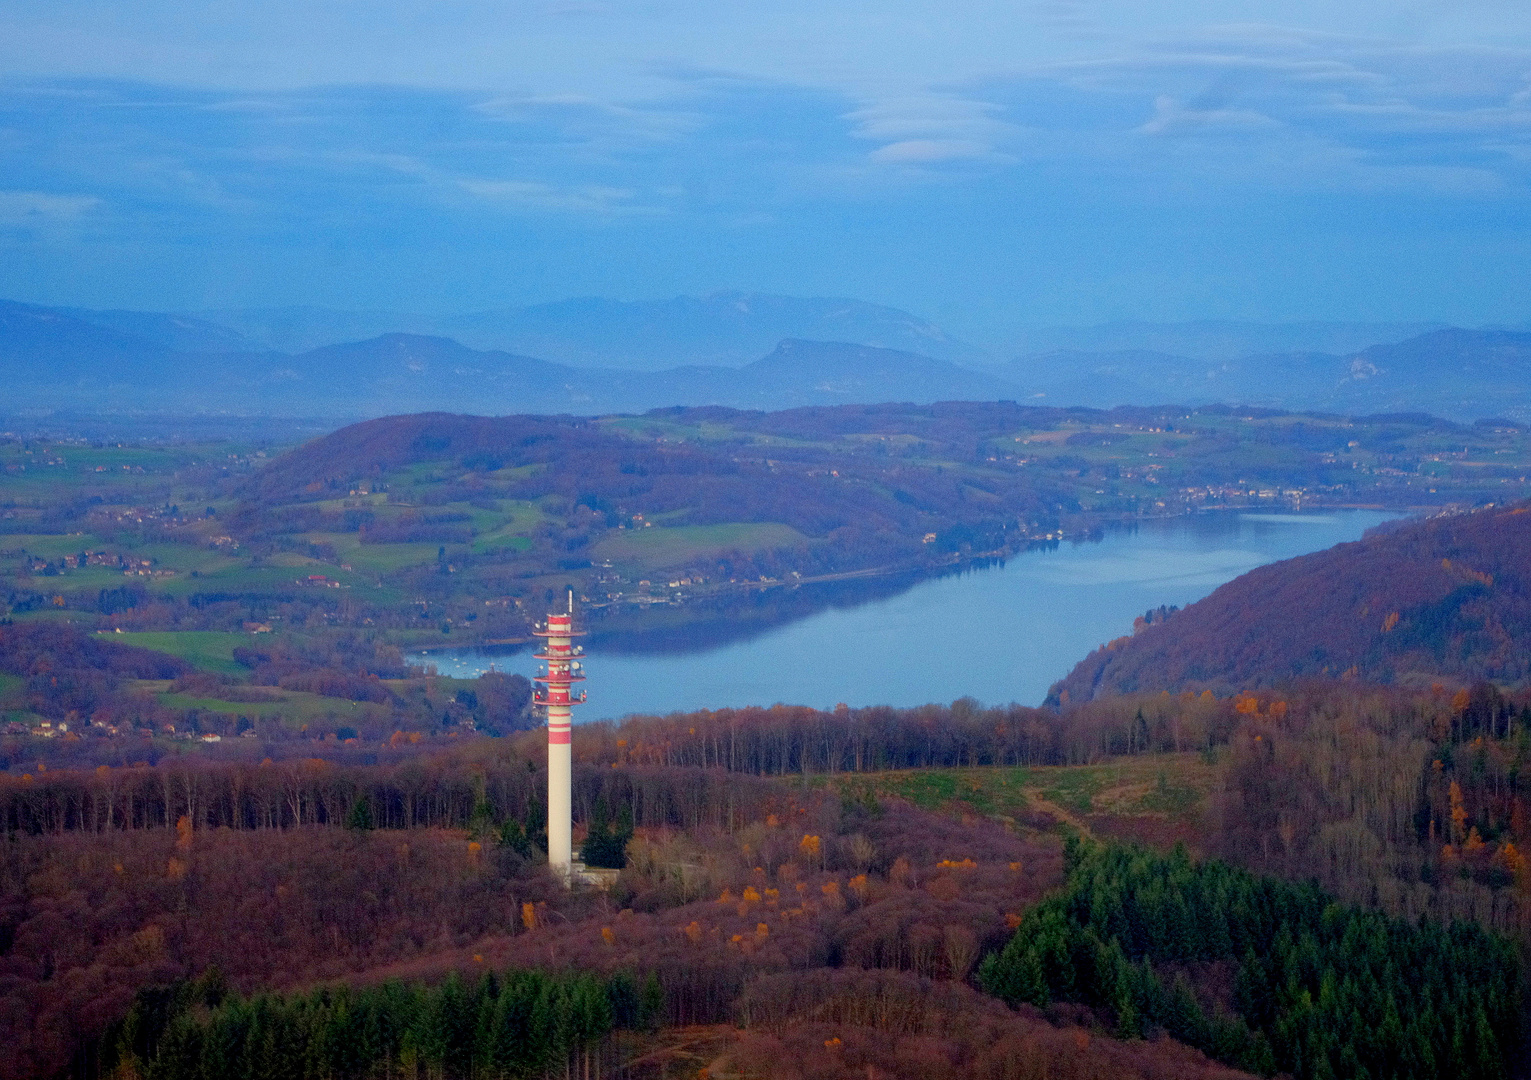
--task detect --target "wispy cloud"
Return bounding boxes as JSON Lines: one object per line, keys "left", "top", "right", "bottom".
{"left": 457, "top": 178, "right": 656, "bottom": 215}
{"left": 6, "top": 4, "right": 1531, "bottom": 324}
{"left": 941, "top": 25, "right": 1531, "bottom": 195}
{"left": 0, "top": 190, "right": 99, "bottom": 224}
{"left": 868, "top": 138, "right": 993, "bottom": 164}
{"left": 1136, "top": 95, "right": 1280, "bottom": 136}
{"left": 845, "top": 94, "right": 1016, "bottom": 166}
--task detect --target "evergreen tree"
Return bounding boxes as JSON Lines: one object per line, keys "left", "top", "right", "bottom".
{"left": 345, "top": 796, "right": 373, "bottom": 832}
{"left": 979, "top": 840, "right": 1521, "bottom": 1080}
{"left": 579, "top": 797, "right": 633, "bottom": 869}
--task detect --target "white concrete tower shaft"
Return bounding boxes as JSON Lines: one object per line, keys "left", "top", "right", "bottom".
{"left": 531, "top": 608, "right": 585, "bottom": 877}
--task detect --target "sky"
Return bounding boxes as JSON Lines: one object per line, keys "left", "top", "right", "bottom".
{"left": 4, "top": 0, "right": 1531, "bottom": 341}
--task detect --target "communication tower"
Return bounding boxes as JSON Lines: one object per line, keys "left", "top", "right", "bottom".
{"left": 531, "top": 596, "right": 586, "bottom": 877}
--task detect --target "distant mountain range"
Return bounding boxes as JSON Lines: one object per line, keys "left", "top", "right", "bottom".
{"left": 2, "top": 296, "right": 1529, "bottom": 422}
{"left": 184, "top": 293, "right": 988, "bottom": 369}
{"left": 1005, "top": 320, "right": 1449, "bottom": 363}
{"left": 1003, "top": 329, "right": 1531, "bottom": 420}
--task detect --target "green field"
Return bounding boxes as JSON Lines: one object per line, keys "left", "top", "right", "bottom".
{"left": 152, "top": 686, "right": 391, "bottom": 724}
{"left": 0, "top": 534, "right": 111, "bottom": 557}
{"left": 811, "top": 754, "right": 1217, "bottom": 838}
{"left": 110, "top": 631, "right": 255, "bottom": 674}
{"left": 592, "top": 522, "right": 807, "bottom": 570}
{"left": 470, "top": 502, "right": 545, "bottom": 554}
{"left": 297, "top": 532, "right": 447, "bottom": 573}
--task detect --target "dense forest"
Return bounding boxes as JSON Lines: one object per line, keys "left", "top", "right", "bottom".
{"left": 5, "top": 677, "right": 1531, "bottom": 1078}
{"left": 0, "top": 755, "right": 1080, "bottom": 1080}
{"left": 982, "top": 841, "right": 1519, "bottom": 1079}
{"left": 1054, "top": 500, "right": 1531, "bottom": 701}
{"left": 102, "top": 967, "right": 657, "bottom": 1080}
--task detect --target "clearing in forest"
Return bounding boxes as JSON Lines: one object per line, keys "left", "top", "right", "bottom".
{"left": 808, "top": 752, "right": 1221, "bottom": 851}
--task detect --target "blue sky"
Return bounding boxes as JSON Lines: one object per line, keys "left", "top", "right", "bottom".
{"left": 4, "top": 0, "right": 1531, "bottom": 341}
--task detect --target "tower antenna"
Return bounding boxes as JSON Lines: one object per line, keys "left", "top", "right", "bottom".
{"left": 532, "top": 604, "right": 586, "bottom": 881}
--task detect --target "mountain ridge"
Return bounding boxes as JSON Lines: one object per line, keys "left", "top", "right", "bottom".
{"left": 3, "top": 296, "right": 1530, "bottom": 422}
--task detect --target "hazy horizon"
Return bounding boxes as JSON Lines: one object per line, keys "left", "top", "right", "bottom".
{"left": 9, "top": 289, "right": 1480, "bottom": 365}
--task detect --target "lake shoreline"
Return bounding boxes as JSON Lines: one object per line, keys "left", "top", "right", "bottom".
{"left": 409, "top": 501, "right": 1418, "bottom": 655}
{"left": 410, "top": 508, "right": 1401, "bottom": 717}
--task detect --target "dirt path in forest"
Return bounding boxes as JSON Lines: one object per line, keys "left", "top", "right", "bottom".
{"left": 624, "top": 1025, "right": 737, "bottom": 1078}
{"left": 1020, "top": 790, "right": 1094, "bottom": 837}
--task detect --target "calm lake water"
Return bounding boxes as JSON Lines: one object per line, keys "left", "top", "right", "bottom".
{"left": 412, "top": 510, "right": 1398, "bottom": 718}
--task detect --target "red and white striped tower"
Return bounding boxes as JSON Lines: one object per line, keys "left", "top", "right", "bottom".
{"left": 532, "top": 599, "right": 586, "bottom": 877}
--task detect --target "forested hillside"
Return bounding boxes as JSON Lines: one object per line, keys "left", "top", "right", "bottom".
{"left": 5, "top": 678, "right": 1528, "bottom": 1080}
{"left": 982, "top": 841, "right": 1518, "bottom": 1080}
{"left": 1055, "top": 501, "right": 1531, "bottom": 702}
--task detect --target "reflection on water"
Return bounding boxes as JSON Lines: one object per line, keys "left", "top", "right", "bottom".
{"left": 1237, "top": 513, "right": 1348, "bottom": 525}
{"left": 585, "top": 566, "right": 942, "bottom": 655}
{"left": 412, "top": 510, "right": 1398, "bottom": 717}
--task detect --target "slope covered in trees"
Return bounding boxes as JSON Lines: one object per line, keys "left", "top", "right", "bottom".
{"left": 6, "top": 679, "right": 1531, "bottom": 1079}
{"left": 1055, "top": 501, "right": 1531, "bottom": 701}
{"left": 981, "top": 841, "right": 1519, "bottom": 1079}
{"left": 104, "top": 968, "right": 654, "bottom": 1080}
{"left": 0, "top": 755, "right": 1078, "bottom": 1080}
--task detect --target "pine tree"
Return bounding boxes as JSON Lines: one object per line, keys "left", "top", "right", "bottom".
{"left": 976, "top": 841, "right": 1520, "bottom": 1080}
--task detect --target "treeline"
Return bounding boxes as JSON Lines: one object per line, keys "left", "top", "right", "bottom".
{"left": 980, "top": 841, "right": 1521, "bottom": 1080}
{"left": 0, "top": 689, "right": 1247, "bottom": 833}
{"left": 576, "top": 692, "right": 1237, "bottom": 775}
{"left": 0, "top": 750, "right": 785, "bottom": 835}
{"left": 103, "top": 967, "right": 658, "bottom": 1080}
{"left": 0, "top": 688, "right": 1312, "bottom": 834}
{"left": 11, "top": 681, "right": 1526, "bottom": 848}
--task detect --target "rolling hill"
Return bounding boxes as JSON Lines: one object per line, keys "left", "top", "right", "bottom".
{"left": 1321, "top": 328, "right": 1531, "bottom": 418}
{"left": 1052, "top": 501, "right": 1531, "bottom": 702}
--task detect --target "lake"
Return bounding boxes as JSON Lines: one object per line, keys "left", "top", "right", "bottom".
{"left": 411, "top": 509, "right": 1398, "bottom": 718}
